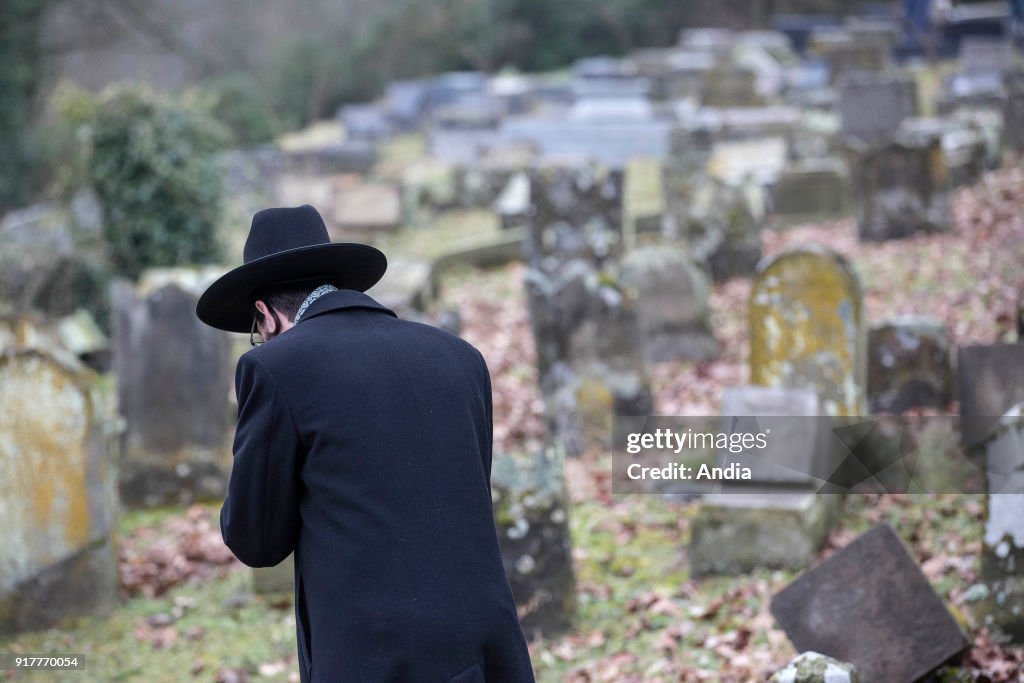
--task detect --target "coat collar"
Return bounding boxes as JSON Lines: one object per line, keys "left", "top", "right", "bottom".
{"left": 297, "top": 289, "right": 396, "bottom": 323}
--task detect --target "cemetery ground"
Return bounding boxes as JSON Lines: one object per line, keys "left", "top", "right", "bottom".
{"left": 4, "top": 164, "right": 1024, "bottom": 682}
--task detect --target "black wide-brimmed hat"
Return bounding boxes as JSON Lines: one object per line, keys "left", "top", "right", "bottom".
{"left": 196, "top": 204, "right": 387, "bottom": 333}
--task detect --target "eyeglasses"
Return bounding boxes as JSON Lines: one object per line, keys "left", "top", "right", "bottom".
{"left": 250, "top": 314, "right": 265, "bottom": 347}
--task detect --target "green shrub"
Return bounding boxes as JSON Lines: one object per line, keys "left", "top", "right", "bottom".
{"left": 195, "top": 72, "right": 280, "bottom": 147}
{"left": 86, "top": 85, "right": 228, "bottom": 280}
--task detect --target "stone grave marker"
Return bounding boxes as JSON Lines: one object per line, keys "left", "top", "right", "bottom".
{"left": 524, "top": 165, "right": 653, "bottom": 455}
{"left": 958, "top": 344, "right": 1024, "bottom": 449}
{"left": 977, "top": 406, "right": 1024, "bottom": 642}
{"left": 0, "top": 347, "right": 118, "bottom": 634}
{"left": 847, "top": 126, "right": 951, "bottom": 241}
{"left": 331, "top": 177, "right": 402, "bottom": 237}
{"left": 838, "top": 72, "right": 917, "bottom": 146}
{"left": 617, "top": 246, "right": 717, "bottom": 363}
{"left": 491, "top": 444, "right": 574, "bottom": 640}
{"left": 959, "top": 37, "right": 1017, "bottom": 75}
{"left": 771, "top": 522, "right": 969, "bottom": 683}
{"left": 112, "top": 269, "right": 234, "bottom": 507}
{"left": 750, "top": 246, "right": 866, "bottom": 417}
{"left": 772, "top": 158, "right": 849, "bottom": 226}
{"left": 867, "top": 317, "right": 952, "bottom": 414}
{"left": 690, "top": 386, "right": 838, "bottom": 577}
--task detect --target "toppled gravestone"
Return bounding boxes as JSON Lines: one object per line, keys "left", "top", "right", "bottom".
{"left": 770, "top": 651, "right": 859, "bottom": 683}
{"left": 771, "top": 523, "right": 968, "bottom": 683}
{"left": 112, "top": 268, "right": 234, "bottom": 507}
{"left": 847, "top": 126, "right": 951, "bottom": 242}
{"left": 617, "top": 246, "right": 717, "bottom": 362}
{"left": 491, "top": 445, "right": 574, "bottom": 641}
{"left": 524, "top": 165, "right": 653, "bottom": 456}
{"left": 976, "top": 406, "right": 1024, "bottom": 642}
{"left": 750, "top": 246, "right": 866, "bottom": 417}
{"left": 867, "top": 317, "right": 952, "bottom": 414}
{"left": 0, "top": 346, "right": 119, "bottom": 634}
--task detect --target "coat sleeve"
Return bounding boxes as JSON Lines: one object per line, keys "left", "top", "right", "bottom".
{"left": 220, "top": 352, "right": 302, "bottom": 568}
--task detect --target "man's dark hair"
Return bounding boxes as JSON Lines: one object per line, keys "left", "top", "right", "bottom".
{"left": 252, "top": 283, "right": 319, "bottom": 323}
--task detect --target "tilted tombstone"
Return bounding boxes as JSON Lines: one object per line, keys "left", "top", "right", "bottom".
{"left": 771, "top": 523, "right": 969, "bottom": 683}
{"left": 491, "top": 444, "right": 575, "bottom": 640}
{"left": 838, "top": 72, "right": 917, "bottom": 147}
{"left": 617, "top": 246, "right": 717, "bottom": 363}
{"left": 524, "top": 165, "right": 653, "bottom": 456}
{"left": 112, "top": 269, "right": 234, "bottom": 507}
{"left": 750, "top": 246, "right": 866, "bottom": 417}
{"left": 978, "top": 406, "right": 1024, "bottom": 642}
{"left": 0, "top": 345, "right": 119, "bottom": 634}
{"left": 689, "top": 386, "right": 836, "bottom": 577}
{"left": 958, "top": 343, "right": 1024, "bottom": 449}
{"left": 867, "top": 317, "right": 952, "bottom": 414}
{"left": 847, "top": 126, "right": 951, "bottom": 242}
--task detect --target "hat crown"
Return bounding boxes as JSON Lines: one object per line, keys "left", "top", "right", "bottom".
{"left": 243, "top": 205, "right": 330, "bottom": 264}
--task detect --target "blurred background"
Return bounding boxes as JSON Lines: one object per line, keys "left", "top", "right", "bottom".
{"left": 1, "top": 0, "right": 1024, "bottom": 680}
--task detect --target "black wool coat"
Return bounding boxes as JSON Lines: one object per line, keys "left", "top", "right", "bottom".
{"left": 221, "top": 289, "right": 535, "bottom": 683}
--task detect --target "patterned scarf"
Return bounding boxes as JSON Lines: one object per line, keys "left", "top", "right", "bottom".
{"left": 294, "top": 284, "right": 339, "bottom": 324}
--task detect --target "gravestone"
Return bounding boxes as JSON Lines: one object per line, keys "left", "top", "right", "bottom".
{"left": 838, "top": 73, "right": 917, "bottom": 146}
{"left": 847, "top": 127, "right": 951, "bottom": 241}
{"left": 867, "top": 317, "right": 952, "bottom": 414}
{"left": 0, "top": 347, "right": 118, "bottom": 634}
{"left": 809, "top": 28, "right": 890, "bottom": 83}
{"left": 957, "top": 344, "right": 1024, "bottom": 449}
{"left": 772, "top": 158, "right": 849, "bottom": 225}
{"left": 524, "top": 166, "right": 653, "bottom": 456}
{"left": 750, "top": 247, "right": 866, "bottom": 417}
{"left": 338, "top": 102, "right": 394, "bottom": 141}
{"left": 771, "top": 523, "right": 969, "bottom": 683}
{"left": 1005, "top": 72, "right": 1024, "bottom": 152}
{"left": 330, "top": 177, "right": 402, "bottom": 237}
{"left": 112, "top": 269, "right": 234, "bottom": 507}
{"left": 662, "top": 167, "right": 764, "bottom": 282}
{"left": 769, "top": 652, "right": 859, "bottom": 683}
{"left": 959, "top": 37, "right": 1017, "bottom": 76}
{"left": 491, "top": 445, "right": 574, "bottom": 640}
{"left": 617, "top": 246, "right": 717, "bottom": 363}
{"left": 690, "top": 386, "right": 837, "bottom": 577}
{"left": 977, "top": 406, "right": 1024, "bottom": 642}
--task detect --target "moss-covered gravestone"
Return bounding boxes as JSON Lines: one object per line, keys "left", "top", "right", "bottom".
{"left": 977, "top": 406, "right": 1024, "bottom": 642}
{"left": 112, "top": 268, "right": 234, "bottom": 507}
{"left": 491, "top": 445, "right": 574, "bottom": 641}
{"left": 524, "top": 165, "right": 653, "bottom": 456}
{"left": 0, "top": 347, "right": 118, "bottom": 634}
{"left": 750, "top": 246, "right": 866, "bottom": 417}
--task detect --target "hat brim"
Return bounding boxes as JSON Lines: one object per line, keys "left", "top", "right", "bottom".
{"left": 196, "top": 242, "right": 387, "bottom": 333}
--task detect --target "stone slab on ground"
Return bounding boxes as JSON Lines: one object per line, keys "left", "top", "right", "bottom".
{"left": 689, "top": 491, "right": 834, "bottom": 577}
{"left": 771, "top": 522, "right": 968, "bottom": 683}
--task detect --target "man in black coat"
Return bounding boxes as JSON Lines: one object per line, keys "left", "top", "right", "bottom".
{"left": 196, "top": 205, "right": 535, "bottom": 682}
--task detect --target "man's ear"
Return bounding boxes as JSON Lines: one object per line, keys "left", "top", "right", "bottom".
{"left": 254, "top": 299, "right": 278, "bottom": 335}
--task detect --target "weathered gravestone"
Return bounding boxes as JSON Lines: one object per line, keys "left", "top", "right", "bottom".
{"left": 750, "top": 247, "right": 866, "bottom": 417}
{"left": 847, "top": 125, "right": 952, "bottom": 241}
{"left": 1005, "top": 72, "right": 1024, "bottom": 152}
{"left": 524, "top": 165, "right": 653, "bottom": 456}
{"left": 771, "top": 523, "right": 969, "bottom": 683}
{"left": 867, "top": 317, "right": 952, "bottom": 414}
{"left": 330, "top": 177, "right": 402, "bottom": 238}
{"left": 0, "top": 347, "right": 118, "bottom": 633}
{"left": 838, "top": 72, "right": 917, "bottom": 147}
{"left": 491, "top": 445, "right": 574, "bottom": 640}
{"left": 769, "top": 651, "right": 859, "bottom": 683}
{"left": 958, "top": 344, "right": 1024, "bottom": 449}
{"left": 809, "top": 28, "right": 890, "bottom": 84}
{"left": 112, "top": 269, "right": 234, "bottom": 507}
{"left": 617, "top": 246, "right": 717, "bottom": 363}
{"left": 772, "top": 158, "right": 849, "bottom": 226}
{"left": 976, "top": 406, "right": 1024, "bottom": 642}
{"left": 661, "top": 164, "right": 764, "bottom": 282}
{"left": 690, "top": 386, "right": 837, "bottom": 577}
